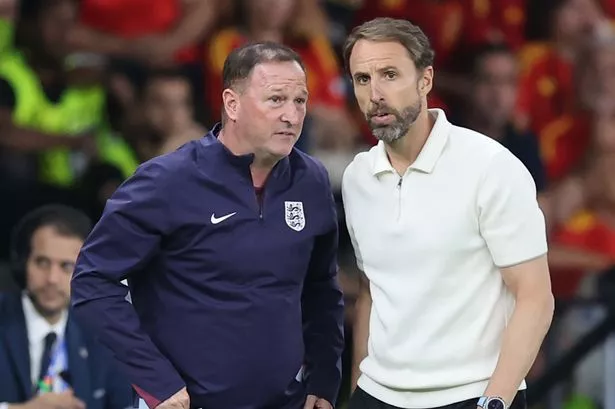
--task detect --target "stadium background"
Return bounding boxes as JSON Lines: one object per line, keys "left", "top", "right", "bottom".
{"left": 1, "top": 0, "right": 614, "bottom": 408}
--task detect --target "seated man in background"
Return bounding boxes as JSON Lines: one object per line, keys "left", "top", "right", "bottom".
{"left": 0, "top": 205, "right": 132, "bottom": 409}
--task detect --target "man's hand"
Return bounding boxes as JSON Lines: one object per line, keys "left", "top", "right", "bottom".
{"left": 19, "top": 390, "right": 85, "bottom": 409}
{"left": 304, "top": 395, "right": 332, "bottom": 409}
{"left": 157, "top": 387, "right": 189, "bottom": 409}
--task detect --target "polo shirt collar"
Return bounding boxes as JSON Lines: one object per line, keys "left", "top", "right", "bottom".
{"left": 371, "top": 108, "right": 451, "bottom": 175}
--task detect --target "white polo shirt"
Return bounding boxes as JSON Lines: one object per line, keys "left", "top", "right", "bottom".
{"left": 342, "top": 109, "right": 548, "bottom": 408}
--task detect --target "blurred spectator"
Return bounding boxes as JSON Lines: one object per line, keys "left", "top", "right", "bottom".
{"left": 461, "top": 43, "right": 547, "bottom": 193}
{"left": 456, "top": 43, "right": 573, "bottom": 229}
{"left": 70, "top": 0, "right": 227, "bottom": 68}
{"left": 0, "top": 205, "right": 133, "bottom": 408}
{"left": 516, "top": 0, "right": 610, "bottom": 136}
{"left": 0, "top": 0, "right": 17, "bottom": 53}
{"left": 548, "top": 152, "right": 615, "bottom": 299}
{"left": 0, "top": 0, "right": 100, "bottom": 186}
{"left": 0, "top": 0, "right": 137, "bottom": 188}
{"left": 459, "top": 0, "right": 528, "bottom": 51}
{"left": 205, "top": 0, "right": 358, "bottom": 153}
{"left": 127, "top": 69, "right": 207, "bottom": 161}
{"left": 70, "top": 0, "right": 231, "bottom": 127}
{"left": 537, "top": 33, "right": 615, "bottom": 184}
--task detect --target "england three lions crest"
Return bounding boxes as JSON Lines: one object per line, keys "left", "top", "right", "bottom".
{"left": 285, "top": 201, "right": 305, "bottom": 232}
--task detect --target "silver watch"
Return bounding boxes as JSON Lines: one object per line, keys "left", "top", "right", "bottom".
{"left": 477, "top": 396, "right": 507, "bottom": 409}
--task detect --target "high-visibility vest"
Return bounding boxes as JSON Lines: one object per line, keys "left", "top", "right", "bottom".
{"left": 0, "top": 52, "right": 137, "bottom": 185}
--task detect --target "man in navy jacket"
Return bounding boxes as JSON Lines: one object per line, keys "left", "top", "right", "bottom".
{"left": 70, "top": 42, "right": 345, "bottom": 409}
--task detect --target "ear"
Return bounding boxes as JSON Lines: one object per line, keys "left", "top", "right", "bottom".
{"left": 419, "top": 66, "right": 434, "bottom": 97}
{"left": 222, "top": 88, "right": 240, "bottom": 122}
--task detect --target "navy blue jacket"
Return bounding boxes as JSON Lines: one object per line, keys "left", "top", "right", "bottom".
{"left": 70, "top": 127, "right": 345, "bottom": 409}
{"left": 0, "top": 293, "right": 133, "bottom": 409}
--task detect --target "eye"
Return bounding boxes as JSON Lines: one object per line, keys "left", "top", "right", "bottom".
{"left": 295, "top": 97, "right": 307, "bottom": 105}
{"left": 269, "top": 95, "right": 283, "bottom": 103}
{"left": 355, "top": 75, "right": 369, "bottom": 85}
{"left": 384, "top": 71, "right": 397, "bottom": 80}
{"left": 34, "top": 256, "right": 51, "bottom": 270}
{"left": 61, "top": 261, "right": 75, "bottom": 274}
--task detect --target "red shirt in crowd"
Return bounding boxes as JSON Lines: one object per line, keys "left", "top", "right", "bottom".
{"left": 79, "top": 0, "right": 199, "bottom": 63}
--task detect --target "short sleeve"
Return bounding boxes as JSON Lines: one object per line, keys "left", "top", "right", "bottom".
{"left": 477, "top": 149, "right": 548, "bottom": 267}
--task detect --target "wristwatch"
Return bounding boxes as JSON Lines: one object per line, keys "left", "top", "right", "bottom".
{"left": 477, "top": 396, "right": 507, "bottom": 409}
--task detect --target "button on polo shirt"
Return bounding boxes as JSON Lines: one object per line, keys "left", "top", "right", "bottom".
{"left": 342, "top": 109, "right": 548, "bottom": 408}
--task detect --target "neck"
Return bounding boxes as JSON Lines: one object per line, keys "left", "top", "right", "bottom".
{"left": 251, "top": 163, "right": 274, "bottom": 188}
{"left": 218, "top": 125, "right": 277, "bottom": 187}
{"left": 29, "top": 296, "right": 64, "bottom": 325}
{"left": 385, "top": 108, "right": 434, "bottom": 174}
{"left": 43, "top": 312, "right": 63, "bottom": 326}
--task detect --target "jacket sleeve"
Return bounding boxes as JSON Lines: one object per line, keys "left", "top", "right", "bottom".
{"left": 301, "top": 165, "right": 345, "bottom": 406}
{"left": 104, "top": 362, "right": 134, "bottom": 409}
{"left": 71, "top": 161, "right": 185, "bottom": 408}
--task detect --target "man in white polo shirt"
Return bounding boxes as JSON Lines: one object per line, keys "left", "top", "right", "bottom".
{"left": 341, "top": 17, "right": 555, "bottom": 409}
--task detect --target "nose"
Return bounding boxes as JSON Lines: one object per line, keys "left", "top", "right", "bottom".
{"left": 369, "top": 81, "right": 384, "bottom": 103}
{"left": 47, "top": 264, "right": 65, "bottom": 285}
{"left": 280, "top": 101, "right": 302, "bottom": 126}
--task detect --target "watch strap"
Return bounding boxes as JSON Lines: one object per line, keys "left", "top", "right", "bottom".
{"left": 477, "top": 396, "right": 489, "bottom": 408}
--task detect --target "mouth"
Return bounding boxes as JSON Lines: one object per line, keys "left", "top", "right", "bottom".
{"left": 274, "top": 131, "right": 296, "bottom": 137}
{"left": 370, "top": 113, "right": 395, "bottom": 124}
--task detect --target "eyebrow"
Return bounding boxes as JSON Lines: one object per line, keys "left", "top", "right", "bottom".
{"left": 353, "top": 66, "right": 399, "bottom": 78}
{"left": 268, "top": 87, "right": 309, "bottom": 97}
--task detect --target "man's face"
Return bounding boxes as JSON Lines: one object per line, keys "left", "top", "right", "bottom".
{"left": 472, "top": 52, "right": 518, "bottom": 126}
{"left": 143, "top": 77, "right": 193, "bottom": 137}
{"left": 349, "top": 40, "right": 431, "bottom": 144}
{"left": 25, "top": 226, "right": 83, "bottom": 318}
{"left": 38, "top": 0, "right": 77, "bottom": 59}
{"left": 232, "top": 61, "right": 308, "bottom": 162}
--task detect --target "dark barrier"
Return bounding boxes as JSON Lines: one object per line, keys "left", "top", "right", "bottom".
{"left": 527, "top": 266, "right": 615, "bottom": 407}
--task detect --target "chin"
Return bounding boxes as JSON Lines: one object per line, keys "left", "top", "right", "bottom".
{"left": 272, "top": 141, "right": 296, "bottom": 157}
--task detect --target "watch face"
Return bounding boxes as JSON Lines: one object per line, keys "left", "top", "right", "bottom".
{"left": 487, "top": 399, "right": 505, "bottom": 409}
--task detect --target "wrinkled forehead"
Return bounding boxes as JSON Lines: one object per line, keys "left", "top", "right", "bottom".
{"left": 247, "top": 61, "right": 308, "bottom": 93}
{"left": 349, "top": 40, "right": 417, "bottom": 75}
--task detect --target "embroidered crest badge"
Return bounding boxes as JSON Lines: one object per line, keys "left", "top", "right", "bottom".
{"left": 284, "top": 201, "right": 305, "bottom": 231}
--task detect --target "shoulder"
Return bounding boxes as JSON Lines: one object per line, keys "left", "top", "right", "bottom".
{"left": 0, "top": 292, "right": 20, "bottom": 321}
{"left": 342, "top": 145, "right": 379, "bottom": 186}
{"left": 132, "top": 138, "right": 204, "bottom": 185}
{"left": 447, "top": 124, "right": 508, "bottom": 165}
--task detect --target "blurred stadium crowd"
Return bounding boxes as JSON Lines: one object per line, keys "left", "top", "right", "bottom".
{"left": 1, "top": 0, "right": 615, "bottom": 408}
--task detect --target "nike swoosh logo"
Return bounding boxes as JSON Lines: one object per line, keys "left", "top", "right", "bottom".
{"left": 210, "top": 212, "right": 237, "bottom": 224}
